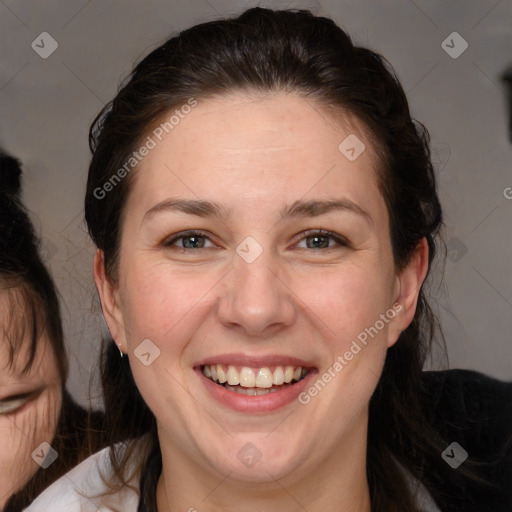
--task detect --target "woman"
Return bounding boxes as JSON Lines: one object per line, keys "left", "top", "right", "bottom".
{"left": 24, "top": 8, "right": 512, "bottom": 512}
{"left": 0, "top": 152, "right": 106, "bottom": 511}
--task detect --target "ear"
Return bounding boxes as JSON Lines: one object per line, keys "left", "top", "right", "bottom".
{"left": 387, "top": 238, "right": 429, "bottom": 347}
{"left": 93, "top": 249, "right": 127, "bottom": 352}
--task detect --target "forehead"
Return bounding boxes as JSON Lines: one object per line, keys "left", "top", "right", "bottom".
{"left": 130, "top": 92, "right": 386, "bottom": 222}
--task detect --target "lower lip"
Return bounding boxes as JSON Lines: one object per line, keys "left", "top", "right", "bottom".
{"left": 196, "top": 368, "right": 317, "bottom": 413}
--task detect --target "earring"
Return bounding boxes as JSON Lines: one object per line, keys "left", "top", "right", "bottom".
{"left": 118, "top": 343, "right": 125, "bottom": 358}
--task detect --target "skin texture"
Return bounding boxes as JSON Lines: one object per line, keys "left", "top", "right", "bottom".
{"left": 95, "top": 93, "right": 429, "bottom": 512}
{"left": 0, "top": 289, "right": 62, "bottom": 508}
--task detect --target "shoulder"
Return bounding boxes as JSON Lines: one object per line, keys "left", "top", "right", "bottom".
{"left": 420, "top": 369, "right": 512, "bottom": 435}
{"left": 23, "top": 444, "right": 140, "bottom": 512}
{"left": 420, "top": 369, "right": 512, "bottom": 511}
{"left": 420, "top": 369, "right": 512, "bottom": 464}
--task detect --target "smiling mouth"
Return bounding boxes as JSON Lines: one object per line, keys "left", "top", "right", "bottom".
{"left": 201, "top": 364, "right": 309, "bottom": 396}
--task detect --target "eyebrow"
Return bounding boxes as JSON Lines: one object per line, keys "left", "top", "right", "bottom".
{"left": 279, "top": 199, "right": 372, "bottom": 226}
{"left": 143, "top": 198, "right": 372, "bottom": 226}
{"left": 143, "top": 198, "right": 230, "bottom": 223}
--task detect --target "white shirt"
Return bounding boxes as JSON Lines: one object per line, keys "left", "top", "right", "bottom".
{"left": 22, "top": 443, "right": 138, "bottom": 511}
{"left": 23, "top": 443, "right": 441, "bottom": 511}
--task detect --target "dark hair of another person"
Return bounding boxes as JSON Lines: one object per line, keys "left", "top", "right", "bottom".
{"left": 0, "top": 153, "right": 66, "bottom": 382}
{"left": 84, "top": 8, "right": 497, "bottom": 512}
{"left": 1, "top": 152, "right": 106, "bottom": 512}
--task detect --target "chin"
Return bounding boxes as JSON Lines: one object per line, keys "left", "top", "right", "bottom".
{"left": 203, "top": 438, "right": 307, "bottom": 484}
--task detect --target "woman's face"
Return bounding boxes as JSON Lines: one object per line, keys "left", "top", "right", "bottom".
{"left": 98, "top": 93, "right": 427, "bottom": 485}
{"left": 0, "top": 290, "right": 62, "bottom": 506}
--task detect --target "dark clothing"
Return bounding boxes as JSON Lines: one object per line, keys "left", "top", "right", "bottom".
{"left": 420, "top": 370, "right": 512, "bottom": 512}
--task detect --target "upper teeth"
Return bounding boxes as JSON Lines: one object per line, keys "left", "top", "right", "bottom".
{"left": 202, "top": 364, "right": 306, "bottom": 388}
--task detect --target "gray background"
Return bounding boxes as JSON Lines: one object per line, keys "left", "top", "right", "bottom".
{"left": 1, "top": 0, "right": 511, "bottom": 406}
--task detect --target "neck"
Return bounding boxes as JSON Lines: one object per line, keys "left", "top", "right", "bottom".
{"left": 155, "top": 418, "right": 371, "bottom": 512}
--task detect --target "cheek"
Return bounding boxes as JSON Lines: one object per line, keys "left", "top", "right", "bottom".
{"left": 121, "top": 263, "right": 221, "bottom": 348}
{"left": 293, "top": 261, "right": 395, "bottom": 345}
{"left": 0, "top": 420, "right": 33, "bottom": 478}
{"left": 19, "top": 390, "right": 62, "bottom": 443}
{"left": 0, "top": 389, "right": 61, "bottom": 494}
{"left": 295, "top": 266, "right": 396, "bottom": 416}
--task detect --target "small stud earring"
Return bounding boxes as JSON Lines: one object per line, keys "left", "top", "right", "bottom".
{"left": 118, "top": 343, "right": 125, "bottom": 358}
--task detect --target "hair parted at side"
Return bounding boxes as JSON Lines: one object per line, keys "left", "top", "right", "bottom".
{"left": 1, "top": 151, "right": 109, "bottom": 511}
{"left": 0, "top": 151, "right": 67, "bottom": 380}
{"left": 84, "top": 8, "right": 490, "bottom": 511}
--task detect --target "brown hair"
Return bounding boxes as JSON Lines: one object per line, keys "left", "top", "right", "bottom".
{"left": 1, "top": 152, "right": 106, "bottom": 511}
{"left": 0, "top": 152, "right": 67, "bottom": 381}
{"left": 84, "top": 8, "right": 493, "bottom": 511}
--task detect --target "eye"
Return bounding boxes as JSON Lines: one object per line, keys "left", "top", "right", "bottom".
{"left": 0, "top": 394, "right": 32, "bottom": 415}
{"left": 295, "top": 230, "right": 351, "bottom": 250}
{"left": 161, "top": 229, "right": 350, "bottom": 252}
{"left": 162, "top": 230, "right": 217, "bottom": 250}
{"left": 0, "top": 387, "right": 44, "bottom": 416}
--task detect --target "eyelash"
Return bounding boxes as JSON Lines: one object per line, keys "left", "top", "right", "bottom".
{"left": 162, "top": 229, "right": 350, "bottom": 251}
{"left": 0, "top": 394, "right": 32, "bottom": 415}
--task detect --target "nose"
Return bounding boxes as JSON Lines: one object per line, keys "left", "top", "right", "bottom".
{"left": 216, "top": 245, "right": 296, "bottom": 337}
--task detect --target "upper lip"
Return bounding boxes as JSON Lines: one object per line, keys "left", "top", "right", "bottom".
{"left": 194, "top": 353, "right": 317, "bottom": 369}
